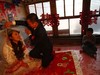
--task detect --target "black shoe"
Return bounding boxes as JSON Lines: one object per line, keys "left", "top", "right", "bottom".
{"left": 42, "top": 54, "right": 54, "bottom": 68}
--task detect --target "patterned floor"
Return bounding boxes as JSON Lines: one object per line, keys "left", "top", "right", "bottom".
{"left": 54, "top": 45, "right": 100, "bottom": 75}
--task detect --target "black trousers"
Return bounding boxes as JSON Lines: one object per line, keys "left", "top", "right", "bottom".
{"left": 29, "top": 46, "right": 54, "bottom": 68}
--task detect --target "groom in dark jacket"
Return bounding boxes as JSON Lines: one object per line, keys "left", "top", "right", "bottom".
{"left": 25, "top": 13, "right": 54, "bottom": 68}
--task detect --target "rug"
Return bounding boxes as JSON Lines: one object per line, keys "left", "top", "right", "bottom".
{"left": 1, "top": 51, "right": 83, "bottom": 75}
{"left": 25, "top": 51, "right": 83, "bottom": 75}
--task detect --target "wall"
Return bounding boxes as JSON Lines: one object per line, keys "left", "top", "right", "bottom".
{"left": 15, "top": 3, "right": 26, "bottom": 20}
{"left": 0, "top": 1, "right": 27, "bottom": 26}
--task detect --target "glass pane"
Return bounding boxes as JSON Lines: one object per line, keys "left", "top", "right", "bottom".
{"left": 90, "top": 0, "right": 100, "bottom": 11}
{"left": 89, "top": 17, "right": 100, "bottom": 35}
{"left": 75, "top": 0, "right": 83, "bottom": 15}
{"left": 43, "top": 2, "right": 51, "bottom": 14}
{"left": 56, "top": 0, "right": 64, "bottom": 17}
{"left": 90, "top": 0, "right": 100, "bottom": 35}
{"left": 65, "top": 0, "right": 73, "bottom": 16}
{"left": 44, "top": 25, "right": 52, "bottom": 36}
{"left": 58, "top": 19, "right": 69, "bottom": 36}
{"left": 70, "top": 18, "right": 81, "bottom": 35}
{"left": 58, "top": 19, "right": 69, "bottom": 30}
{"left": 36, "top": 3, "right": 43, "bottom": 19}
{"left": 44, "top": 25, "right": 52, "bottom": 31}
{"left": 28, "top": 4, "right": 35, "bottom": 13}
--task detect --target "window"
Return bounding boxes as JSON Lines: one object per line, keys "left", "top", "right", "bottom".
{"left": 56, "top": 0, "right": 64, "bottom": 17}
{"left": 90, "top": 0, "right": 100, "bottom": 11}
{"left": 70, "top": 18, "right": 81, "bottom": 35}
{"left": 56, "top": 0, "right": 82, "bottom": 35}
{"left": 43, "top": 2, "right": 51, "bottom": 14}
{"left": 65, "top": 0, "right": 73, "bottom": 16}
{"left": 89, "top": 17, "right": 100, "bottom": 35}
{"left": 28, "top": 2, "right": 51, "bottom": 31}
{"left": 28, "top": 2, "right": 51, "bottom": 19}
{"left": 58, "top": 19, "right": 69, "bottom": 30}
{"left": 28, "top": 0, "right": 100, "bottom": 36}
{"left": 58, "top": 19, "right": 69, "bottom": 35}
{"left": 56, "top": 0, "right": 83, "bottom": 16}
{"left": 28, "top": 4, "right": 35, "bottom": 13}
{"left": 36, "top": 3, "right": 43, "bottom": 19}
{"left": 75, "top": 0, "right": 83, "bottom": 15}
{"left": 89, "top": 0, "right": 100, "bottom": 35}
{"left": 43, "top": 2, "right": 52, "bottom": 31}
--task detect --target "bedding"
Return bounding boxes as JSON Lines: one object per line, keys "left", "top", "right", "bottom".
{"left": 0, "top": 26, "right": 41, "bottom": 75}
{"left": 0, "top": 29, "right": 8, "bottom": 75}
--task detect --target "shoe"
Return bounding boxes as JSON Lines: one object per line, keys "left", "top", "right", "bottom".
{"left": 42, "top": 54, "right": 54, "bottom": 68}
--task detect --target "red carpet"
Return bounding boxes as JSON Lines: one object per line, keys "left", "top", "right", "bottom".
{"left": 25, "top": 51, "right": 77, "bottom": 75}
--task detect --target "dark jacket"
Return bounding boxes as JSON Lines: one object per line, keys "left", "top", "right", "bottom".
{"left": 28, "top": 21, "right": 53, "bottom": 53}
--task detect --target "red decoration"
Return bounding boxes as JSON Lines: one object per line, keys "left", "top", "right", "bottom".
{"left": 91, "top": 10, "right": 98, "bottom": 24}
{"left": 0, "top": 1, "right": 16, "bottom": 22}
{"left": 40, "top": 13, "right": 59, "bottom": 27}
{"left": 80, "top": 9, "right": 98, "bottom": 25}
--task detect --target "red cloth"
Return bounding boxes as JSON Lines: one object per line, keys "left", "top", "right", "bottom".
{"left": 26, "top": 51, "right": 76, "bottom": 75}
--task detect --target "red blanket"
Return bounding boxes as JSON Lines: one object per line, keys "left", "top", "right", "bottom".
{"left": 26, "top": 51, "right": 77, "bottom": 75}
